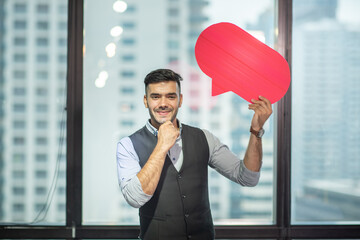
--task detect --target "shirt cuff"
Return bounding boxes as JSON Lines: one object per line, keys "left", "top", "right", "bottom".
{"left": 239, "top": 160, "right": 260, "bottom": 186}
{"left": 122, "top": 176, "right": 152, "bottom": 208}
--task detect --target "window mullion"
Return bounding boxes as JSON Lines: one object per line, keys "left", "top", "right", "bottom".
{"left": 276, "top": 0, "right": 293, "bottom": 237}
{"left": 66, "top": 0, "right": 84, "bottom": 230}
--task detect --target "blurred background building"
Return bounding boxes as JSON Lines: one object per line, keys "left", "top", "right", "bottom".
{"left": 0, "top": 0, "right": 359, "bottom": 227}
{"left": 0, "top": 0, "right": 67, "bottom": 223}
{"left": 292, "top": 0, "right": 360, "bottom": 222}
{"left": 83, "top": 0, "right": 275, "bottom": 224}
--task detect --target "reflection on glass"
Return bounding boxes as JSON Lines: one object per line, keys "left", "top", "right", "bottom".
{"left": 83, "top": 0, "right": 275, "bottom": 225}
{"left": 0, "top": 1, "right": 68, "bottom": 224}
{"left": 292, "top": 0, "right": 360, "bottom": 224}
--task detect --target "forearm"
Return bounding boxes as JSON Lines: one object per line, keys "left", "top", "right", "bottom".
{"left": 137, "top": 144, "right": 167, "bottom": 195}
{"left": 243, "top": 134, "right": 262, "bottom": 172}
{"left": 137, "top": 121, "right": 179, "bottom": 195}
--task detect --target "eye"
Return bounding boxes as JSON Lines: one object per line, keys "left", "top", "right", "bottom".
{"left": 151, "top": 95, "right": 160, "bottom": 99}
{"left": 168, "top": 95, "right": 176, "bottom": 99}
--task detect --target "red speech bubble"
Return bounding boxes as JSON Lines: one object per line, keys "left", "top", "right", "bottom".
{"left": 195, "top": 22, "right": 290, "bottom": 104}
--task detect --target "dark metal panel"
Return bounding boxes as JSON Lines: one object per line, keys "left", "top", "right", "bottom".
{"left": 275, "top": 0, "right": 293, "bottom": 238}
{"left": 76, "top": 225, "right": 281, "bottom": 239}
{"left": 290, "top": 225, "right": 360, "bottom": 238}
{"left": 76, "top": 226, "right": 140, "bottom": 239}
{"left": 66, "top": 0, "right": 84, "bottom": 228}
{"left": 0, "top": 227, "right": 72, "bottom": 238}
{"left": 1, "top": 225, "right": 360, "bottom": 239}
{"left": 214, "top": 226, "right": 281, "bottom": 239}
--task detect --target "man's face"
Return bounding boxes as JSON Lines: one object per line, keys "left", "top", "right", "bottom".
{"left": 144, "top": 81, "right": 183, "bottom": 129}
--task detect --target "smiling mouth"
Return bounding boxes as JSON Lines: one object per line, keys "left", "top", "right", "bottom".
{"left": 156, "top": 110, "right": 171, "bottom": 116}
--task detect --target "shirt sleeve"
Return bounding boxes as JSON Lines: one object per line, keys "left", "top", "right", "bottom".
{"left": 202, "top": 129, "right": 260, "bottom": 187}
{"left": 117, "top": 137, "right": 152, "bottom": 208}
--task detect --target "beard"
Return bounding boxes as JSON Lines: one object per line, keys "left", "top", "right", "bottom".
{"left": 148, "top": 106, "right": 179, "bottom": 128}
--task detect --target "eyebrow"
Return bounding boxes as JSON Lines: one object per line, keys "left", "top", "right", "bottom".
{"left": 149, "top": 92, "right": 177, "bottom": 96}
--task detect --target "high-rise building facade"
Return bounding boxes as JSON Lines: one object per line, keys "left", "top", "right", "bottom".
{"left": 1, "top": 0, "right": 67, "bottom": 223}
{"left": 83, "top": 0, "right": 276, "bottom": 224}
{"left": 292, "top": 0, "right": 360, "bottom": 222}
{"left": 1, "top": 0, "right": 276, "bottom": 225}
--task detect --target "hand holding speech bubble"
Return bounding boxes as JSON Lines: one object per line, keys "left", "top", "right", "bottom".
{"left": 195, "top": 22, "right": 290, "bottom": 104}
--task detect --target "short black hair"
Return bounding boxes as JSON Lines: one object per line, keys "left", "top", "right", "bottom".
{"left": 144, "top": 69, "right": 183, "bottom": 94}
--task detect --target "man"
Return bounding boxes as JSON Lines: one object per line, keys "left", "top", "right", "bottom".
{"left": 117, "top": 69, "right": 272, "bottom": 240}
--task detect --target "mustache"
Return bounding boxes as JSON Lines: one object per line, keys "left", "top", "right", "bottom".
{"left": 155, "top": 106, "right": 173, "bottom": 112}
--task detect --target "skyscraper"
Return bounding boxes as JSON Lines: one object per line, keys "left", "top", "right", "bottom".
{"left": 292, "top": 0, "right": 360, "bottom": 222}
{"left": 83, "top": 0, "right": 214, "bottom": 224}
{"left": 83, "top": 0, "right": 276, "bottom": 224}
{"left": 1, "top": 0, "right": 67, "bottom": 223}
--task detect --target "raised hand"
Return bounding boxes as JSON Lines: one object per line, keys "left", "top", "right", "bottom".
{"left": 248, "top": 96, "right": 273, "bottom": 131}
{"left": 157, "top": 120, "right": 180, "bottom": 152}
{"left": 137, "top": 121, "right": 179, "bottom": 195}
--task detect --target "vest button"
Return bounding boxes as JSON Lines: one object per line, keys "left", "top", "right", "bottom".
{"left": 185, "top": 214, "right": 189, "bottom": 218}
{"left": 178, "top": 174, "right": 182, "bottom": 179}
{"left": 187, "top": 235, "right": 192, "bottom": 239}
{"left": 182, "top": 195, "right": 186, "bottom": 198}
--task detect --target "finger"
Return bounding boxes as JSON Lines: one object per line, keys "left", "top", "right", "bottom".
{"left": 248, "top": 102, "right": 267, "bottom": 111}
{"left": 248, "top": 104, "right": 258, "bottom": 110}
{"left": 250, "top": 98, "right": 261, "bottom": 104}
{"left": 259, "top": 96, "right": 272, "bottom": 110}
{"left": 248, "top": 107, "right": 267, "bottom": 117}
{"left": 251, "top": 97, "right": 272, "bottom": 114}
{"left": 163, "top": 121, "right": 174, "bottom": 128}
{"left": 250, "top": 100, "right": 267, "bottom": 111}
{"left": 163, "top": 120, "right": 172, "bottom": 125}
{"left": 159, "top": 121, "right": 173, "bottom": 132}
{"left": 258, "top": 95, "right": 271, "bottom": 104}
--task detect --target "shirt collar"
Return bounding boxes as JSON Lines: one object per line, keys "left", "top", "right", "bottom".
{"left": 146, "top": 119, "right": 182, "bottom": 138}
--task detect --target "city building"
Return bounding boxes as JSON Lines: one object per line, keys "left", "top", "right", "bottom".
{"left": 1, "top": 0, "right": 68, "bottom": 223}
{"left": 83, "top": 0, "right": 275, "bottom": 224}
{"left": 292, "top": 0, "right": 360, "bottom": 222}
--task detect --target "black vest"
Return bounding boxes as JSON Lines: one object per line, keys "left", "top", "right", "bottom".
{"left": 129, "top": 124, "right": 214, "bottom": 240}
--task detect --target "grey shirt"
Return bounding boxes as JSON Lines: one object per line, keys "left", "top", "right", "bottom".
{"left": 116, "top": 120, "right": 260, "bottom": 208}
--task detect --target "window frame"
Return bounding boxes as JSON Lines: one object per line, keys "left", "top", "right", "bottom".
{"left": 1, "top": 0, "right": 360, "bottom": 238}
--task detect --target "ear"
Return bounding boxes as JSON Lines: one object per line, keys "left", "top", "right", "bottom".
{"left": 179, "top": 94, "right": 183, "bottom": 108}
{"left": 143, "top": 94, "right": 148, "bottom": 108}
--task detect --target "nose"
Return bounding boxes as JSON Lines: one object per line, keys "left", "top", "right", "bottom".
{"left": 159, "top": 96, "right": 168, "bottom": 107}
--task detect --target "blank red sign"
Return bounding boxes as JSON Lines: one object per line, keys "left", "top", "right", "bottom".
{"left": 195, "top": 22, "right": 290, "bottom": 104}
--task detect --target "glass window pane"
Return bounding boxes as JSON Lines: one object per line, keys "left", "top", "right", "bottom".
{"left": 0, "top": 1, "right": 68, "bottom": 224}
{"left": 83, "top": 0, "right": 276, "bottom": 225}
{"left": 291, "top": 0, "right": 360, "bottom": 224}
